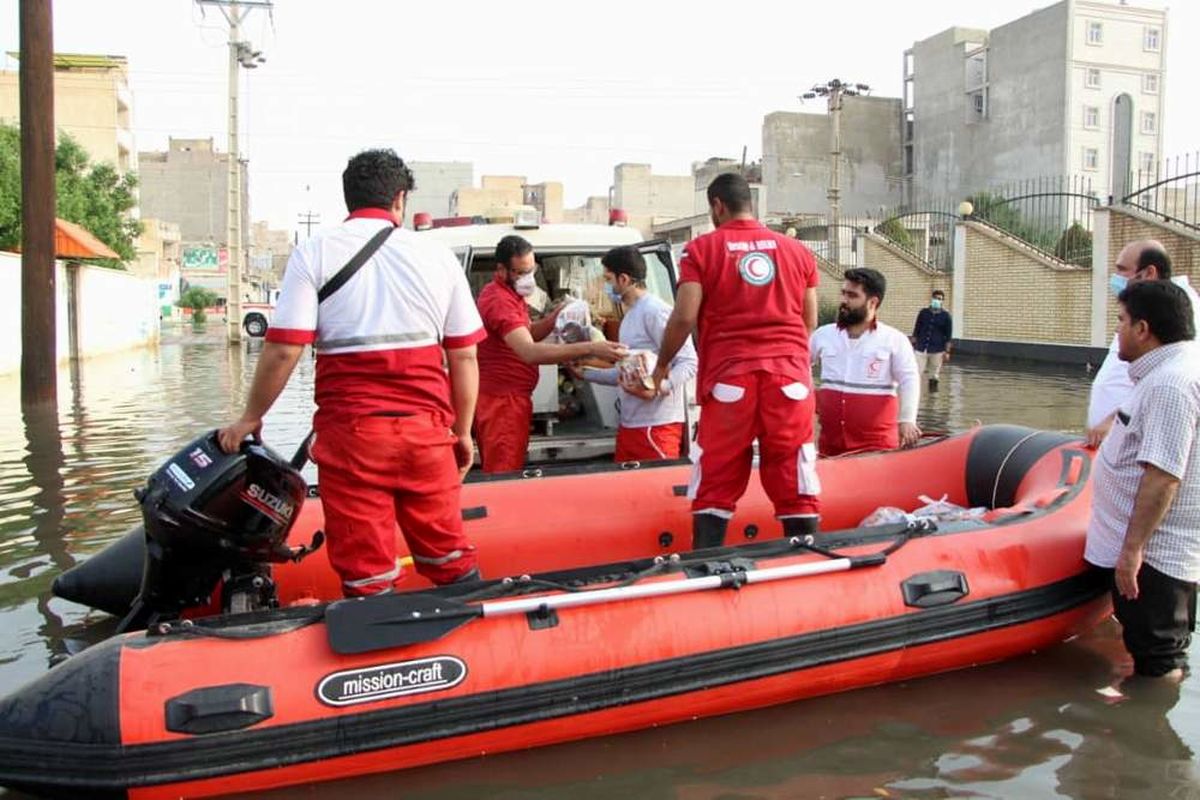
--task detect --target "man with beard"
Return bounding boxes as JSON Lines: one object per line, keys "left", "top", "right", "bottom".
{"left": 810, "top": 268, "right": 922, "bottom": 456}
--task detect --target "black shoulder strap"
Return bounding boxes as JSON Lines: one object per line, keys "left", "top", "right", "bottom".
{"left": 317, "top": 224, "right": 395, "bottom": 304}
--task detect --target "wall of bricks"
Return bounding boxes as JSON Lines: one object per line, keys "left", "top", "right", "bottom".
{"left": 961, "top": 222, "right": 1091, "bottom": 345}
{"left": 860, "top": 235, "right": 950, "bottom": 332}
{"left": 1104, "top": 208, "right": 1200, "bottom": 335}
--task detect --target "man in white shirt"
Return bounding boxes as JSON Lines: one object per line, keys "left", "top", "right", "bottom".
{"left": 218, "top": 149, "right": 485, "bottom": 595}
{"left": 1087, "top": 240, "right": 1200, "bottom": 447}
{"left": 810, "top": 268, "right": 921, "bottom": 456}
{"left": 1085, "top": 279, "right": 1200, "bottom": 679}
{"left": 581, "top": 246, "right": 698, "bottom": 461}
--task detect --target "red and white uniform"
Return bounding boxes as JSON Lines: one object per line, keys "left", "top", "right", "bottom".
{"left": 679, "top": 218, "right": 821, "bottom": 519}
{"left": 474, "top": 274, "right": 539, "bottom": 473}
{"left": 267, "top": 208, "right": 486, "bottom": 594}
{"left": 810, "top": 321, "right": 920, "bottom": 456}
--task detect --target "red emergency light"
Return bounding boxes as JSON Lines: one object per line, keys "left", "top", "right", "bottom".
{"left": 609, "top": 208, "right": 629, "bottom": 227}
{"left": 413, "top": 212, "right": 433, "bottom": 231}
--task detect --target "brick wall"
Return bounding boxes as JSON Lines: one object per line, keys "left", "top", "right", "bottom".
{"left": 962, "top": 222, "right": 1091, "bottom": 345}
{"left": 1105, "top": 207, "right": 1200, "bottom": 334}
{"left": 860, "top": 235, "right": 949, "bottom": 331}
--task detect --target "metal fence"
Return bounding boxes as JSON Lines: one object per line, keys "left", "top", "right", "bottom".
{"left": 1120, "top": 152, "right": 1199, "bottom": 232}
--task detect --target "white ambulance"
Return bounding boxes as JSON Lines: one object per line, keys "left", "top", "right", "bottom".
{"left": 418, "top": 208, "right": 693, "bottom": 466}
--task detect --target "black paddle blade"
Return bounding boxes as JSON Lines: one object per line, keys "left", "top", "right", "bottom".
{"left": 325, "top": 592, "right": 482, "bottom": 654}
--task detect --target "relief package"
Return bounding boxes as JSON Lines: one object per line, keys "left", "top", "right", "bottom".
{"left": 554, "top": 299, "right": 595, "bottom": 344}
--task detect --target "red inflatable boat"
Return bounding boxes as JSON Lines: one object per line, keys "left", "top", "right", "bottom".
{"left": 0, "top": 426, "right": 1111, "bottom": 799}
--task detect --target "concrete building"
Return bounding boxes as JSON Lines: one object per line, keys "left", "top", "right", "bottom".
{"left": 905, "top": 0, "right": 1167, "bottom": 203}
{"left": 451, "top": 175, "right": 565, "bottom": 222}
{"left": 133, "top": 218, "right": 181, "bottom": 318}
{"left": 762, "top": 95, "right": 905, "bottom": 217}
{"left": 524, "top": 182, "right": 564, "bottom": 223}
{"left": 0, "top": 52, "right": 136, "bottom": 174}
{"left": 612, "top": 163, "right": 694, "bottom": 236}
{"left": 405, "top": 161, "right": 473, "bottom": 227}
{"left": 248, "top": 221, "right": 291, "bottom": 297}
{"left": 138, "top": 138, "right": 250, "bottom": 248}
{"left": 564, "top": 196, "right": 611, "bottom": 226}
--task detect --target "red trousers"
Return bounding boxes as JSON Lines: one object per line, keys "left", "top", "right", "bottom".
{"left": 817, "top": 390, "right": 899, "bottom": 456}
{"left": 312, "top": 414, "right": 477, "bottom": 596}
{"left": 691, "top": 371, "right": 820, "bottom": 518}
{"left": 615, "top": 423, "right": 684, "bottom": 462}
{"left": 474, "top": 391, "right": 533, "bottom": 473}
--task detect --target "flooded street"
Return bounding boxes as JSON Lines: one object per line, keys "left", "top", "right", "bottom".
{"left": 0, "top": 334, "right": 1196, "bottom": 800}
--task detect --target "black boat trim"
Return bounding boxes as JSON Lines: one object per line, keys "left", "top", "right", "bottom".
{"left": 0, "top": 569, "right": 1108, "bottom": 792}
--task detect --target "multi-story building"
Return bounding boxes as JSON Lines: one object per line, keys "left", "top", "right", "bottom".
{"left": 564, "top": 196, "right": 611, "bottom": 226}
{"left": 138, "top": 137, "right": 250, "bottom": 248}
{"left": 762, "top": 96, "right": 905, "bottom": 217}
{"left": 248, "top": 221, "right": 291, "bottom": 296}
{"left": 404, "top": 161, "right": 473, "bottom": 227}
{"left": 904, "top": 0, "right": 1166, "bottom": 203}
{"left": 133, "top": 218, "right": 181, "bottom": 317}
{"left": 611, "top": 163, "right": 694, "bottom": 237}
{"left": 0, "top": 52, "right": 136, "bottom": 174}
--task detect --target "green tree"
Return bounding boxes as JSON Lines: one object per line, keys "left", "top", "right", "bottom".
{"left": 177, "top": 286, "right": 219, "bottom": 324}
{"left": 0, "top": 122, "right": 142, "bottom": 264}
{"left": 876, "top": 217, "right": 915, "bottom": 251}
{"left": 1055, "top": 221, "right": 1093, "bottom": 267}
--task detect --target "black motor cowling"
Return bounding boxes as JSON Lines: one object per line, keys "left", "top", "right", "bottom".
{"left": 118, "top": 431, "right": 314, "bottom": 631}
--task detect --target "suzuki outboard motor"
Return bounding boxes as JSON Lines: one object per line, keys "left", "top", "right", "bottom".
{"left": 117, "top": 431, "right": 320, "bottom": 632}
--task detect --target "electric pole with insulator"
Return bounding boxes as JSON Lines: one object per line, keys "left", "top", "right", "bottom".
{"left": 802, "top": 79, "right": 870, "bottom": 267}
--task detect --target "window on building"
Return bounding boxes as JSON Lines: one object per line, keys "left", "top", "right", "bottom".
{"left": 1143, "top": 73, "right": 1159, "bottom": 94}
{"left": 1083, "top": 105, "right": 1100, "bottom": 129}
{"left": 1144, "top": 27, "right": 1161, "bottom": 51}
{"left": 1085, "top": 68, "right": 1101, "bottom": 89}
{"left": 1139, "top": 152, "right": 1156, "bottom": 175}
{"left": 1083, "top": 148, "right": 1099, "bottom": 171}
{"left": 1142, "top": 111, "right": 1158, "bottom": 134}
{"left": 967, "top": 90, "right": 987, "bottom": 121}
{"left": 1087, "top": 21, "right": 1103, "bottom": 45}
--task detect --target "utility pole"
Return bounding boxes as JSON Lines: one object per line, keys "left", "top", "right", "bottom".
{"left": 297, "top": 211, "right": 320, "bottom": 238}
{"left": 196, "top": 0, "right": 270, "bottom": 343}
{"left": 803, "top": 79, "right": 870, "bottom": 267}
{"left": 20, "top": 0, "right": 57, "bottom": 407}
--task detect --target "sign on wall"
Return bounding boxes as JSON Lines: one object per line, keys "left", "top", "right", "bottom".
{"left": 181, "top": 246, "right": 228, "bottom": 272}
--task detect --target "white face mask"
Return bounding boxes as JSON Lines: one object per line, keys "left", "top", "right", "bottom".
{"left": 513, "top": 273, "right": 537, "bottom": 297}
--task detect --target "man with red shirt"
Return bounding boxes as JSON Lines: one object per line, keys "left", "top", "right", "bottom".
{"left": 475, "top": 234, "right": 627, "bottom": 473}
{"left": 653, "top": 173, "right": 821, "bottom": 549}
{"left": 218, "top": 149, "right": 485, "bottom": 595}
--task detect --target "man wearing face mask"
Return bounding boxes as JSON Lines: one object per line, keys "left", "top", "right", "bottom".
{"left": 579, "top": 245, "right": 698, "bottom": 462}
{"left": 475, "top": 234, "right": 628, "bottom": 473}
{"left": 811, "top": 268, "right": 921, "bottom": 456}
{"left": 910, "top": 289, "right": 952, "bottom": 391}
{"left": 1087, "top": 240, "right": 1200, "bottom": 448}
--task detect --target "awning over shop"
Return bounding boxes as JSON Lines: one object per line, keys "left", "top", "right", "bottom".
{"left": 54, "top": 218, "right": 120, "bottom": 259}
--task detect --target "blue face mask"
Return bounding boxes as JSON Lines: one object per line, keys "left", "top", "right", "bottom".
{"left": 1109, "top": 274, "right": 1128, "bottom": 296}
{"left": 930, "top": 298, "right": 942, "bottom": 310}
{"left": 605, "top": 283, "right": 623, "bottom": 304}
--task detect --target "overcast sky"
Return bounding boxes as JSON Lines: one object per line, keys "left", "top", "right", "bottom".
{"left": 1, "top": 0, "right": 1194, "bottom": 235}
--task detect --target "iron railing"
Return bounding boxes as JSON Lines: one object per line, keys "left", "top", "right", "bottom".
{"left": 869, "top": 198, "right": 961, "bottom": 272}
{"left": 1120, "top": 152, "right": 1199, "bottom": 231}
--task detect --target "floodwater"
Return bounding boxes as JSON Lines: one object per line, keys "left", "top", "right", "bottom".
{"left": 0, "top": 331, "right": 1196, "bottom": 800}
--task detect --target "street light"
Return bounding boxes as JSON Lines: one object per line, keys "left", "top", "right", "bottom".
{"left": 799, "top": 78, "right": 871, "bottom": 267}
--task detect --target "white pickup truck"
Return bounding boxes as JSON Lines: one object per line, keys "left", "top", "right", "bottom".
{"left": 241, "top": 289, "right": 281, "bottom": 337}
{"left": 419, "top": 214, "right": 694, "bottom": 465}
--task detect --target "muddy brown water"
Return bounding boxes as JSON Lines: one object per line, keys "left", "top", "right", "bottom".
{"left": 0, "top": 333, "right": 1195, "bottom": 799}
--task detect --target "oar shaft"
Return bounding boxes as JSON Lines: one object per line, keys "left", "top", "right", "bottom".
{"left": 480, "top": 558, "right": 854, "bottom": 619}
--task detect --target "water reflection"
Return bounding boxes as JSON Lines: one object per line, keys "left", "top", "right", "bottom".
{"left": 0, "top": 345, "right": 1196, "bottom": 800}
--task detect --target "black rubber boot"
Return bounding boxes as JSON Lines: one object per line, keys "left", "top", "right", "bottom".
{"left": 928, "top": 376, "right": 939, "bottom": 391}
{"left": 692, "top": 514, "right": 729, "bottom": 550}
{"left": 451, "top": 567, "right": 482, "bottom": 584}
{"left": 781, "top": 516, "right": 820, "bottom": 540}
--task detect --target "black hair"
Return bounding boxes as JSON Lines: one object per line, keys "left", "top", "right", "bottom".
{"left": 1118, "top": 280, "right": 1195, "bottom": 344}
{"left": 1138, "top": 244, "right": 1173, "bottom": 279}
{"left": 932, "top": 289, "right": 946, "bottom": 299}
{"left": 601, "top": 245, "right": 647, "bottom": 283}
{"left": 843, "top": 268, "right": 887, "bottom": 305}
{"left": 342, "top": 149, "right": 415, "bottom": 212}
{"left": 706, "top": 172, "right": 753, "bottom": 214}
{"left": 495, "top": 235, "right": 533, "bottom": 268}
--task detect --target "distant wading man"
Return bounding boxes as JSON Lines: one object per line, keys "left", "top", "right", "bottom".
{"left": 219, "top": 148, "right": 484, "bottom": 595}
{"left": 654, "top": 172, "right": 822, "bottom": 549}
